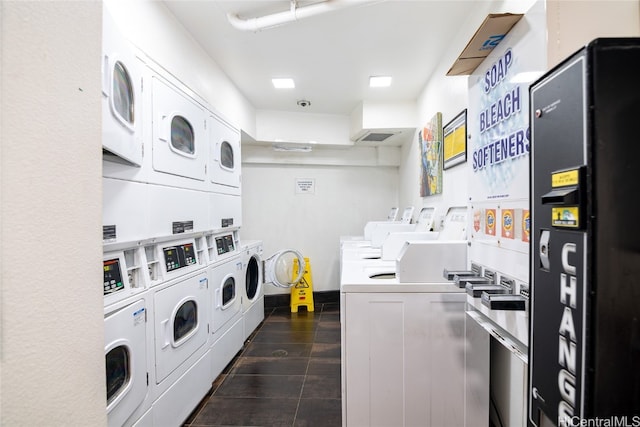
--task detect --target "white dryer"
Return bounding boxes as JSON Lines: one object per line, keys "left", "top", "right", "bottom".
{"left": 209, "top": 114, "right": 241, "bottom": 195}
{"left": 101, "top": 6, "right": 143, "bottom": 168}
{"left": 149, "top": 73, "right": 208, "bottom": 191}
{"left": 103, "top": 253, "right": 150, "bottom": 427}
{"left": 239, "top": 240, "right": 264, "bottom": 341}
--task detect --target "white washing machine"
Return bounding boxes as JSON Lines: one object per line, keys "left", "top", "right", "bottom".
{"left": 101, "top": 6, "right": 143, "bottom": 169}
{"left": 149, "top": 73, "right": 208, "bottom": 192}
{"left": 207, "top": 230, "right": 245, "bottom": 382}
{"left": 104, "top": 298, "right": 149, "bottom": 427}
{"left": 239, "top": 240, "right": 264, "bottom": 341}
{"left": 210, "top": 254, "right": 243, "bottom": 335}
{"left": 209, "top": 114, "right": 241, "bottom": 195}
{"left": 152, "top": 269, "right": 209, "bottom": 385}
{"left": 150, "top": 238, "right": 211, "bottom": 423}
{"left": 103, "top": 250, "right": 151, "bottom": 427}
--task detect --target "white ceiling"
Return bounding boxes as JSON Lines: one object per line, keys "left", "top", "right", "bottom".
{"left": 163, "top": 0, "right": 521, "bottom": 116}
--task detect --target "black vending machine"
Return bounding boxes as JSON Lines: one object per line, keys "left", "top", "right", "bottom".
{"left": 529, "top": 38, "right": 640, "bottom": 426}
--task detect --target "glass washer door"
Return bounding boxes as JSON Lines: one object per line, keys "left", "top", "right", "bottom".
{"left": 264, "top": 249, "right": 305, "bottom": 288}
{"left": 104, "top": 299, "right": 147, "bottom": 426}
{"left": 245, "top": 255, "right": 260, "bottom": 299}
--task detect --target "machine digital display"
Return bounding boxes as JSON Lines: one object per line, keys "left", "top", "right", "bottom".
{"left": 215, "top": 234, "right": 235, "bottom": 255}
{"left": 103, "top": 258, "right": 125, "bottom": 296}
{"left": 163, "top": 243, "right": 197, "bottom": 272}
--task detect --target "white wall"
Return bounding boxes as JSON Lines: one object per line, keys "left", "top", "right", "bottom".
{"left": 0, "top": 2, "right": 105, "bottom": 425}
{"left": 240, "top": 164, "right": 398, "bottom": 294}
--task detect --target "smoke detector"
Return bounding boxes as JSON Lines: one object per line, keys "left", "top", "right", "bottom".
{"left": 297, "top": 99, "right": 311, "bottom": 108}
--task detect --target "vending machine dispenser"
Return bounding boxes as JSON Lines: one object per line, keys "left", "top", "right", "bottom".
{"left": 529, "top": 38, "right": 640, "bottom": 426}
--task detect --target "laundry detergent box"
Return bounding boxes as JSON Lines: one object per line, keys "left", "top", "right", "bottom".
{"left": 447, "top": 13, "right": 523, "bottom": 76}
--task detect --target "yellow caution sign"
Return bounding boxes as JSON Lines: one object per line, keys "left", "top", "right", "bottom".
{"left": 291, "top": 257, "right": 314, "bottom": 313}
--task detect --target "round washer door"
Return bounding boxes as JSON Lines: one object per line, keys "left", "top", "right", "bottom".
{"left": 264, "top": 249, "right": 305, "bottom": 288}
{"left": 245, "top": 254, "right": 262, "bottom": 299}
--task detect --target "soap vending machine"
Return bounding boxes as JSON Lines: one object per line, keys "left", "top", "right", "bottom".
{"left": 529, "top": 38, "right": 640, "bottom": 426}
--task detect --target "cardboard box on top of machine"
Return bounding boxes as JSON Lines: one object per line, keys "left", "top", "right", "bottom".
{"left": 446, "top": 13, "right": 523, "bottom": 76}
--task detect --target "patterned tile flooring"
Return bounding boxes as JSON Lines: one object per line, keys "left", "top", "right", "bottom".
{"left": 184, "top": 303, "right": 341, "bottom": 427}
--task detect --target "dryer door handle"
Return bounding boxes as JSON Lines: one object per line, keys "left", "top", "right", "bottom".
{"left": 102, "top": 54, "right": 110, "bottom": 96}
{"left": 161, "top": 319, "right": 171, "bottom": 349}
{"left": 215, "top": 288, "right": 221, "bottom": 309}
{"left": 159, "top": 114, "right": 170, "bottom": 142}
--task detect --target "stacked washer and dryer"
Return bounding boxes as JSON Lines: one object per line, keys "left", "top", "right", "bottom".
{"left": 100, "top": 7, "right": 264, "bottom": 426}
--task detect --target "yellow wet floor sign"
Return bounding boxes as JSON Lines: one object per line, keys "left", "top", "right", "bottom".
{"left": 291, "top": 257, "right": 314, "bottom": 312}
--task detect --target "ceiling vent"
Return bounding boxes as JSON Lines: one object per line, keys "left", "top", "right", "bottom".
{"left": 356, "top": 131, "right": 398, "bottom": 143}
{"left": 350, "top": 101, "right": 416, "bottom": 147}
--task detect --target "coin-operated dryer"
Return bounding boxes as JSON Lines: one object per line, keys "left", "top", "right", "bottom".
{"left": 148, "top": 72, "right": 208, "bottom": 192}
{"left": 209, "top": 113, "right": 241, "bottom": 195}
{"left": 101, "top": 6, "right": 143, "bottom": 170}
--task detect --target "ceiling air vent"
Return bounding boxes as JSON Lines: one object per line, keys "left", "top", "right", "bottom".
{"left": 356, "top": 131, "right": 397, "bottom": 143}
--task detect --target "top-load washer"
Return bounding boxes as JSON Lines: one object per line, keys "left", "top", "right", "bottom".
{"left": 341, "top": 207, "right": 469, "bottom": 283}
{"left": 239, "top": 240, "right": 264, "bottom": 341}
{"left": 149, "top": 73, "right": 208, "bottom": 192}
{"left": 341, "top": 207, "right": 438, "bottom": 263}
{"left": 340, "top": 252, "right": 467, "bottom": 427}
{"left": 339, "top": 206, "right": 407, "bottom": 245}
{"left": 341, "top": 206, "right": 416, "bottom": 250}
{"left": 209, "top": 114, "right": 241, "bottom": 195}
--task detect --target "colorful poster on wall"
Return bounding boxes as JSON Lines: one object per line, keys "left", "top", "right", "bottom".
{"left": 443, "top": 109, "right": 467, "bottom": 169}
{"left": 467, "top": 25, "right": 545, "bottom": 203}
{"left": 419, "top": 112, "right": 443, "bottom": 197}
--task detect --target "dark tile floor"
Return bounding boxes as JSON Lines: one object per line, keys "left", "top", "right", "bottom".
{"left": 184, "top": 302, "right": 342, "bottom": 427}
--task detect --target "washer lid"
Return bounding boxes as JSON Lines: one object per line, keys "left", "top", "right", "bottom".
{"left": 264, "top": 249, "right": 305, "bottom": 288}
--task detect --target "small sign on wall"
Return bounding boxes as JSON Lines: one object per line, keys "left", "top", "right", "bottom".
{"left": 295, "top": 178, "right": 315, "bottom": 194}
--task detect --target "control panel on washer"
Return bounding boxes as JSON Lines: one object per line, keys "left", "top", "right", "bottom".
{"left": 163, "top": 242, "right": 197, "bottom": 272}
{"left": 215, "top": 234, "right": 235, "bottom": 255}
{"left": 103, "top": 258, "right": 125, "bottom": 296}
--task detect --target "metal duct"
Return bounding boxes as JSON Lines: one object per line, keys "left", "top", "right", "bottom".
{"left": 227, "top": 0, "right": 360, "bottom": 32}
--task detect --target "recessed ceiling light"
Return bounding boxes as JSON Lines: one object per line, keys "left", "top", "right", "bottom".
{"left": 369, "top": 76, "right": 392, "bottom": 88}
{"left": 272, "top": 78, "right": 295, "bottom": 89}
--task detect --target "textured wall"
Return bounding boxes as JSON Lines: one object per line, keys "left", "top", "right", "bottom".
{"left": 1, "top": 2, "right": 105, "bottom": 425}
